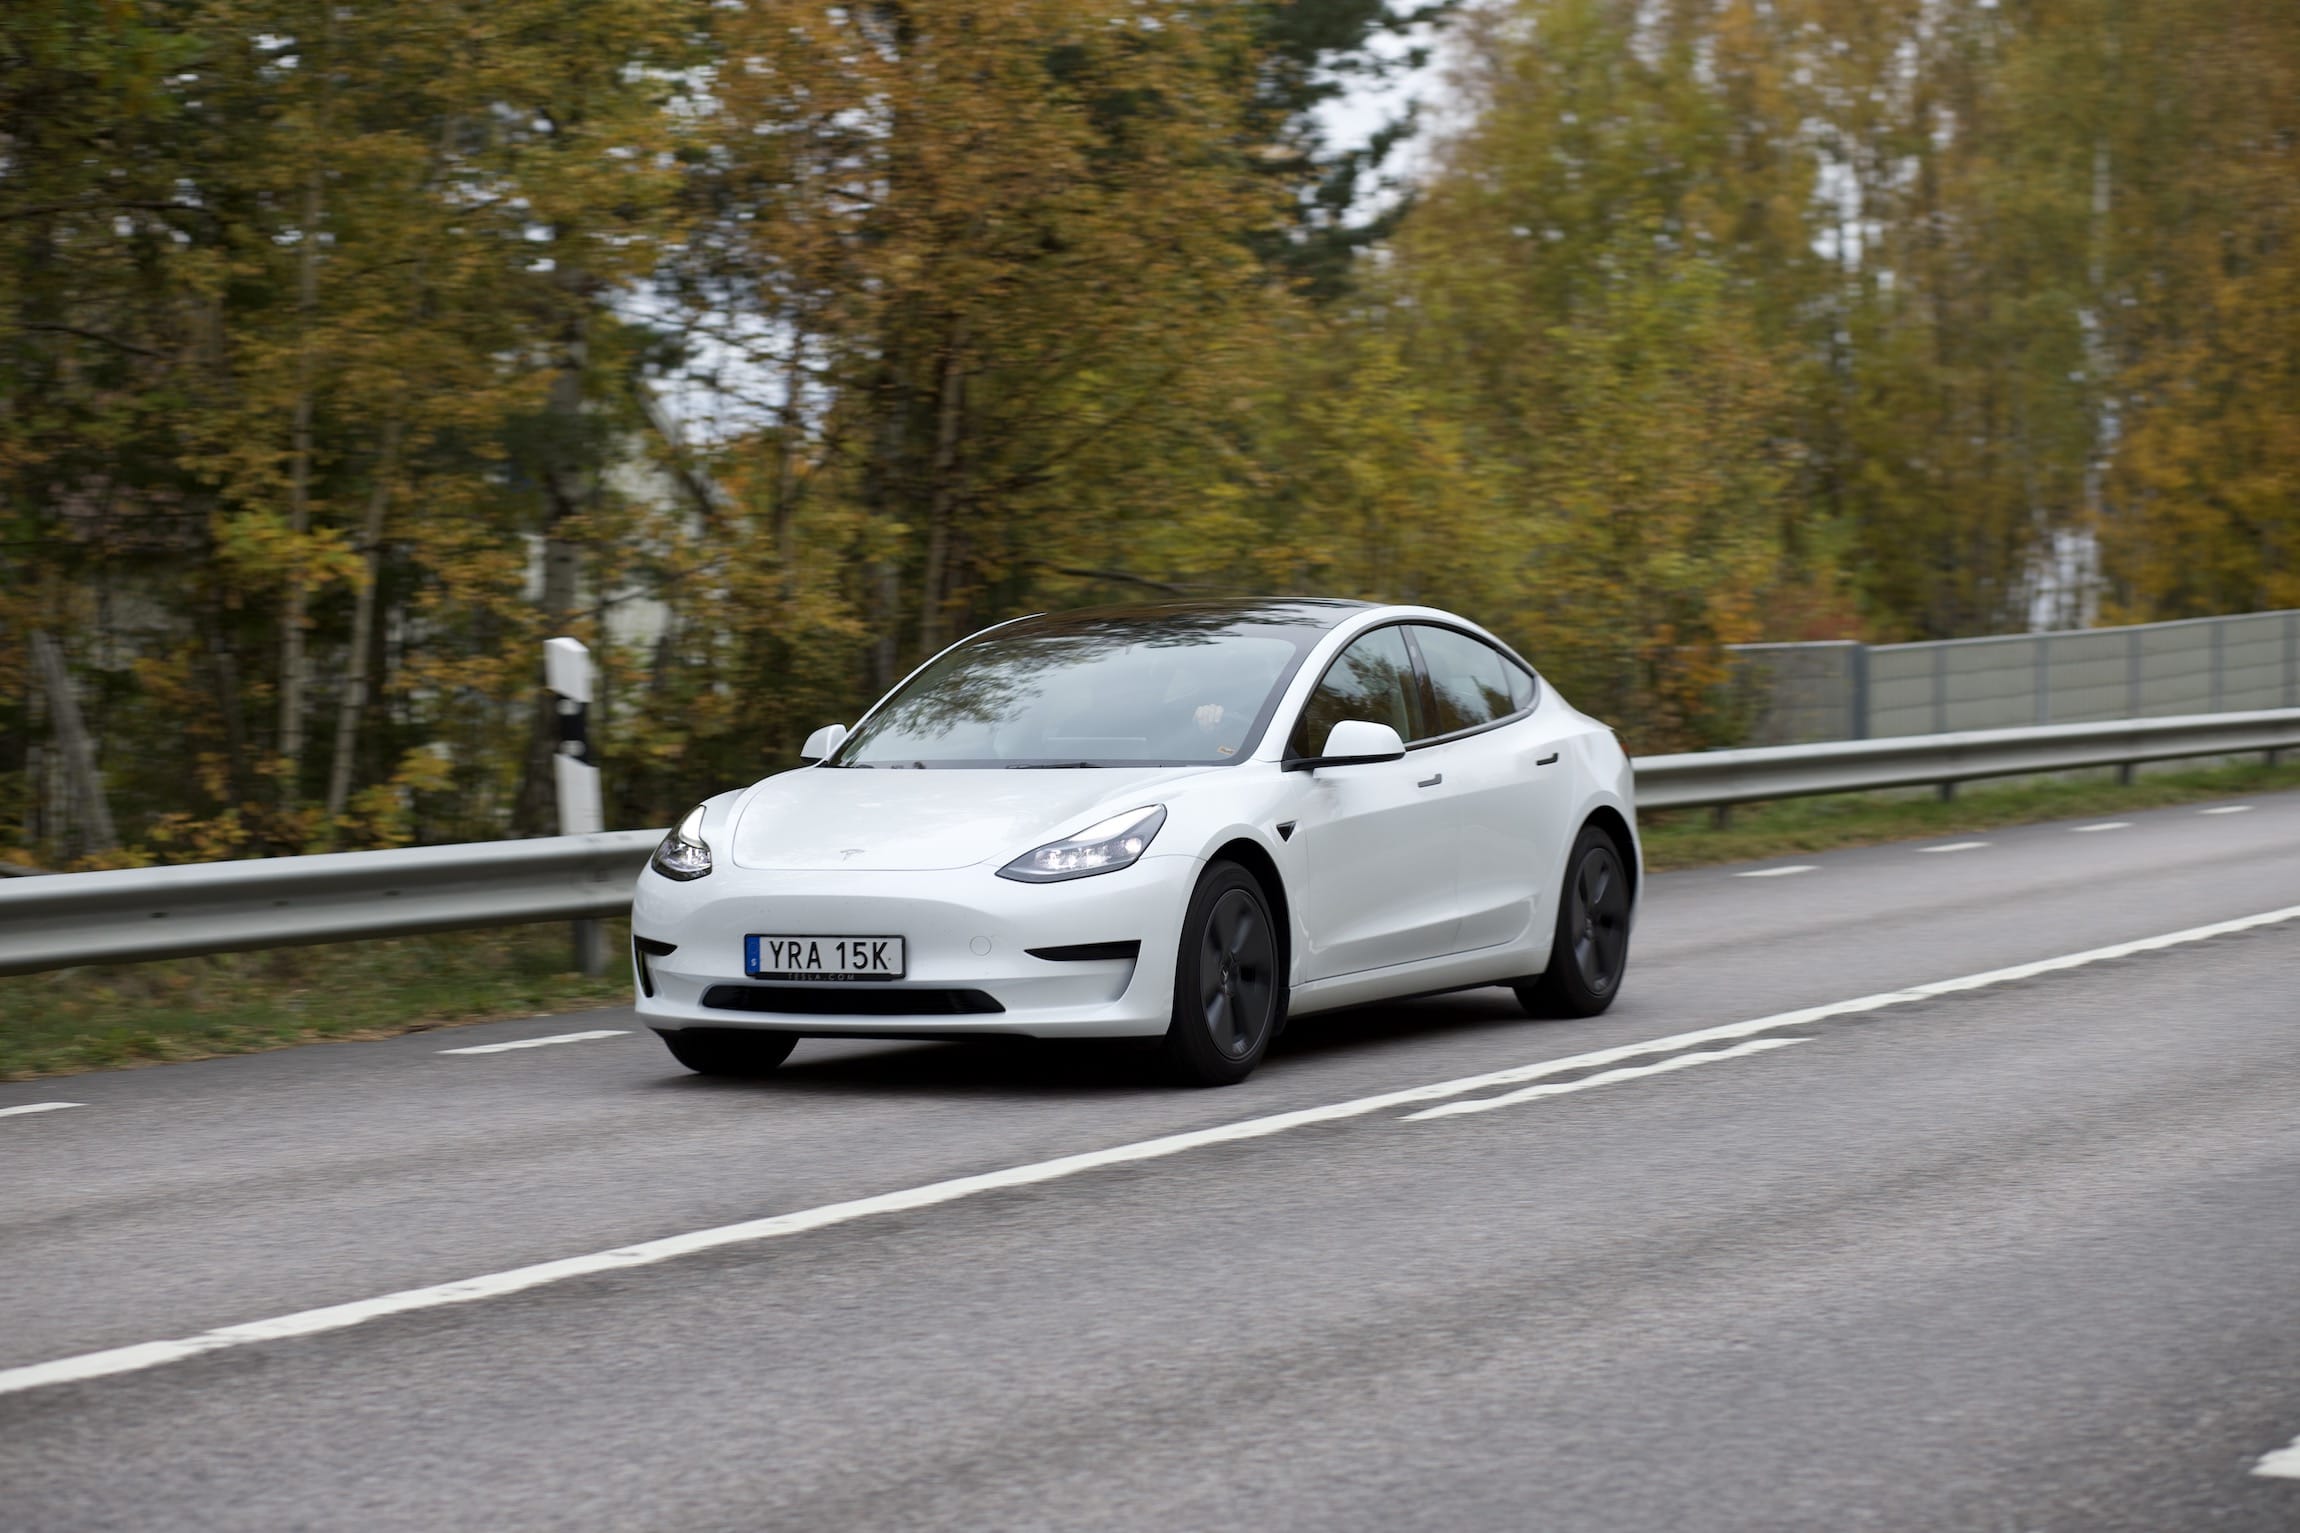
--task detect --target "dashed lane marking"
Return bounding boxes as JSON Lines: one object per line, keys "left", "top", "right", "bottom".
{"left": 439, "top": 1030, "right": 631, "bottom": 1056}
{"left": 2070, "top": 822, "right": 2132, "bottom": 833}
{"left": 6, "top": 900, "right": 2300, "bottom": 1401}
{"left": 1920, "top": 841, "right": 1991, "bottom": 854}
{"left": 2199, "top": 805, "right": 2255, "bottom": 816}
{"left": 1735, "top": 865, "right": 1817, "bottom": 878}
{"left": 0, "top": 1102, "right": 82, "bottom": 1120}
{"left": 2255, "top": 1432, "right": 2300, "bottom": 1479}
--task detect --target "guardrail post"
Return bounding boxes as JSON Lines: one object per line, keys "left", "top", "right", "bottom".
{"left": 545, "top": 637, "right": 605, "bottom": 978}
{"left": 1932, "top": 646, "right": 1951, "bottom": 799}
{"left": 2119, "top": 628, "right": 2141, "bottom": 784}
{"left": 2035, "top": 634, "right": 2051, "bottom": 725}
{"left": 2278, "top": 613, "right": 2300, "bottom": 767}
{"left": 2210, "top": 619, "right": 2226, "bottom": 713}
{"left": 1849, "top": 645, "right": 1871, "bottom": 741}
{"left": 2287, "top": 612, "right": 2299, "bottom": 709}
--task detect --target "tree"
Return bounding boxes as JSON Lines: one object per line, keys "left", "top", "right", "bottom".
{"left": 1379, "top": 0, "right": 1806, "bottom": 745}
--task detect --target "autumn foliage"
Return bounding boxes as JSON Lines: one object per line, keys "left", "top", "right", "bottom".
{"left": 3, "top": 0, "right": 2296, "bottom": 863}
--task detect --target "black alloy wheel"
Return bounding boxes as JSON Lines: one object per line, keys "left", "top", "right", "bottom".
{"left": 1161, "top": 861, "right": 1283, "bottom": 1086}
{"left": 1515, "top": 825, "right": 1633, "bottom": 1019}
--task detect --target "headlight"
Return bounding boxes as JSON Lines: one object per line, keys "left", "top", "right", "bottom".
{"left": 651, "top": 803, "right": 713, "bottom": 881}
{"left": 998, "top": 805, "right": 1167, "bottom": 883}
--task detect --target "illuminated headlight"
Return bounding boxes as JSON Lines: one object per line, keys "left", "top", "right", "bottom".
{"left": 999, "top": 805, "right": 1167, "bottom": 883}
{"left": 650, "top": 803, "right": 713, "bottom": 881}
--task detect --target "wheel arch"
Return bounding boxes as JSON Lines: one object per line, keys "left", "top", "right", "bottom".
{"left": 1579, "top": 803, "right": 1640, "bottom": 906}
{"left": 1207, "top": 835, "right": 1294, "bottom": 997}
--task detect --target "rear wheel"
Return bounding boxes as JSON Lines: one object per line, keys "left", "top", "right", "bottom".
{"left": 659, "top": 1028, "right": 798, "bottom": 1077}
{"left": 1158, "top": 861, "right": 1284, "bottom": 1086}
{"left": 1515, "top": 825, "right": 1633, "bottom": 1018}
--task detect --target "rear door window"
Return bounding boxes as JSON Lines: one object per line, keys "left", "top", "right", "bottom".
{"left": 1411, "top": 625, "right": 1534, "bottom": 737}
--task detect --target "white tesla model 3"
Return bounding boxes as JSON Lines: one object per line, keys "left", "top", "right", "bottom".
{"left": 631, "top": 599, "right": 1638, "bottom": 1085}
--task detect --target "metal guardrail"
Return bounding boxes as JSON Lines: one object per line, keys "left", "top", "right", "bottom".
{"left": 0, "top": 831, "right": 658, "bottom": 978}
{"left": 1633, "top": 707, "right": 2300, "bottom": 811}
{"left": 2, "top": 707, "right": 2295, "bottom": 978}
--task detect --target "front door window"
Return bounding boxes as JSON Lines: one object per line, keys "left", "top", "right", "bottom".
{"left": 1289, "top": 626, "right": 1425, "bottom": 757}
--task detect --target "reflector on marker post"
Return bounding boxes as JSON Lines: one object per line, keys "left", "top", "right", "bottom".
{"left": 545, "top": 637, "right": 604, "bottom": 976}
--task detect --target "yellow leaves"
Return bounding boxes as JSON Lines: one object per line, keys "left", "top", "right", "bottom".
{"left": 146, "top": 810, "right": 260, "bottom": 865}
{"left": 210, "top": 509, "right": 364, "bottom": 596}
{"left": 20, "top": 0, "right": 2297, "bottom": 868}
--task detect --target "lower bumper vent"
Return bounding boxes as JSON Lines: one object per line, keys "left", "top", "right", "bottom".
{"left": 701, "top": 985, "right": 1005, "bottom": 1017}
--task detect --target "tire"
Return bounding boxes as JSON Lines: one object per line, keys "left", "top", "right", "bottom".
{"left": 1515, "top": 824, "right": 1633, "bottom": 1019}
{"left": 1157, "top": 861, "right": 1285, "bottom": 1087}
{"left": 659, "top": 1028, "right": 798, "bottom": 1077}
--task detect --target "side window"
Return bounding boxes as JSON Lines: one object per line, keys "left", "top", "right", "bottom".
{"left": 1506, "top": 655, "right": 1537, "bottom": 711}
{"left": 1412, "top": 625, "right": 1529, "bottom": 736}
{"left": 1289, "top": 626, "right": 1425, "bottom": 757}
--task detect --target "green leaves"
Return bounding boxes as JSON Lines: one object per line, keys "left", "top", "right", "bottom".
{"left": 5, "top": 0, "right": 2297, "bottom": 860}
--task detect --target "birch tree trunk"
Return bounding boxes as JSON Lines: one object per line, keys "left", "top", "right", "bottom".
{"left": 277, "top": 0, "right": 335, "bottom": 815}
{"left": 29, "top": 631, "right": 118, "bottom": 855}
{"left": 324, "top": 419, "right": 403, "bottom": 821}
{"left": 916, "top": 336, "right": 967, "bottom": 656}
{"left": 515, "top": 287, "right": 591, "bottom": 836}
{"left": 278, "top": 163, "right": 321, "bottom": 811}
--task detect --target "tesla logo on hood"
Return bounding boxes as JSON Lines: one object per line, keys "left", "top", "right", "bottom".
{"left": 838, "top": 848, "right": 866, "bottom": 860}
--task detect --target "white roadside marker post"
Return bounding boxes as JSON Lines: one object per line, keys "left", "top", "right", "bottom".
{"left": 545, "top": 637, "right": 605, "bottom": 978}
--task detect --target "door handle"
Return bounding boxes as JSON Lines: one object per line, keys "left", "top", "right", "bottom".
{"left": 1536, "top": 753, "right": 1559, "bottom": 766}
{"left": 1418, "top": 773, "right": 1443, "bottom": 788}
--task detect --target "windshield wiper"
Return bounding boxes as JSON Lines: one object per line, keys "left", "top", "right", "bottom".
{"left": 1008, "top": 761, "right": 1103, "bottom": 769}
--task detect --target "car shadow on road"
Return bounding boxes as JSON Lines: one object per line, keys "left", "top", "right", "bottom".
{"left": 1272, "top": 986, "right": 1530, "bottom": 1061}
{"left": 644, "top": 985, "right": 1537, "bottom": 1100}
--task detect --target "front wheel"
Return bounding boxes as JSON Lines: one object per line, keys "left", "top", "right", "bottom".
{"left": 659, "top": 1028, "right": 798, "bottom": 1077}
{"left": 1158, "top": 861, "right": 1284, "bottom": 1086}
{"left": 1515, "top": 825, "right": 1633, "bottom": 1019}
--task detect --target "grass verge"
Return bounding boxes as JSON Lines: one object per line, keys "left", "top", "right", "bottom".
{"left": 1638, "top": 756, "right": 2300, "bottom": 871}
{"left": 0, "top": 920, "right": 632, "bottom": 1081}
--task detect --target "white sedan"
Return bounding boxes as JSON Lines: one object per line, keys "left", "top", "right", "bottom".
{"left": 631, "top": 599, "right": 1638, "bottom": 1085}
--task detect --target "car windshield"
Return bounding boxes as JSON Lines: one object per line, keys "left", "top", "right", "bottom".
{"left": 833, "top": 612, "right": 1323, "bottom": 768}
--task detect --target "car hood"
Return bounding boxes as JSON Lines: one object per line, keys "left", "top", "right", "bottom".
{"left": 727, "top": 766, "right": 1203, "bottom": 872}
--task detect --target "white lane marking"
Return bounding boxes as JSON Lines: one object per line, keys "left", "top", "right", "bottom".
{"left": 2071, "top": 821, "right": 2132, "bottom": 833}
{"left": 2257, "top": 1433, "right": 2300, "bottom": 1479}
{"left": 6, "top": 899, "right": 2300, "bottom": 1402}
{"left": 1920, "top": 841, "right": 1991, "bottom": 854}
{"left": 1736, "top": 865, "right": 1817, "bottom": 878}
{"left": 1404, "top": 1038, "right": 1803, "bottom": 1122}
{"left": 0, "top": 1102, "right": 83, "bottom": 1120}
{"left": 439, "top": 1030, "right": 630, "bottom": 1056}
{"left": 2199, "top": 805, "right": 2255, "bottom": 816}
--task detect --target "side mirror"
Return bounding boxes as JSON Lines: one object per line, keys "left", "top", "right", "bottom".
{"left": 1287, "top": 719, "right": 1406, "bottom": 771}
{"left": 799, "top": 723, "right": 849, "bottom": 764}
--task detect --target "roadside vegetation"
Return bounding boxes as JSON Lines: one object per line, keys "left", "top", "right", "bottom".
{"left": 0, "top": 921, "right": 630, "bottom": 1081}
{"left": 8, "top": 0, "right": 2298, "bottom": 869}
{"left": 7, "top": 761, "right": 2294, "bottom": 1080}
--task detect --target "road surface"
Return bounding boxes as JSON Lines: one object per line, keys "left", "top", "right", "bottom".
{"left": 6, "top": 793, "right": 2300, "bottom": 1529}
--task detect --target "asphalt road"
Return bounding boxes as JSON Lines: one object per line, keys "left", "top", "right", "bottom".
{"left": 6, "top": 793, "right": 2300, "bottom": 1530}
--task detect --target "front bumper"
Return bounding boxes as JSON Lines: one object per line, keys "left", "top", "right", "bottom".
{"left": 629, "top": 853, "right": 1197, "bottom": 1039}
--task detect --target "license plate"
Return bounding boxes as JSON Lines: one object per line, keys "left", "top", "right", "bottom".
{"left": 745, "top": 935, "right": 905, "bottom": 981}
